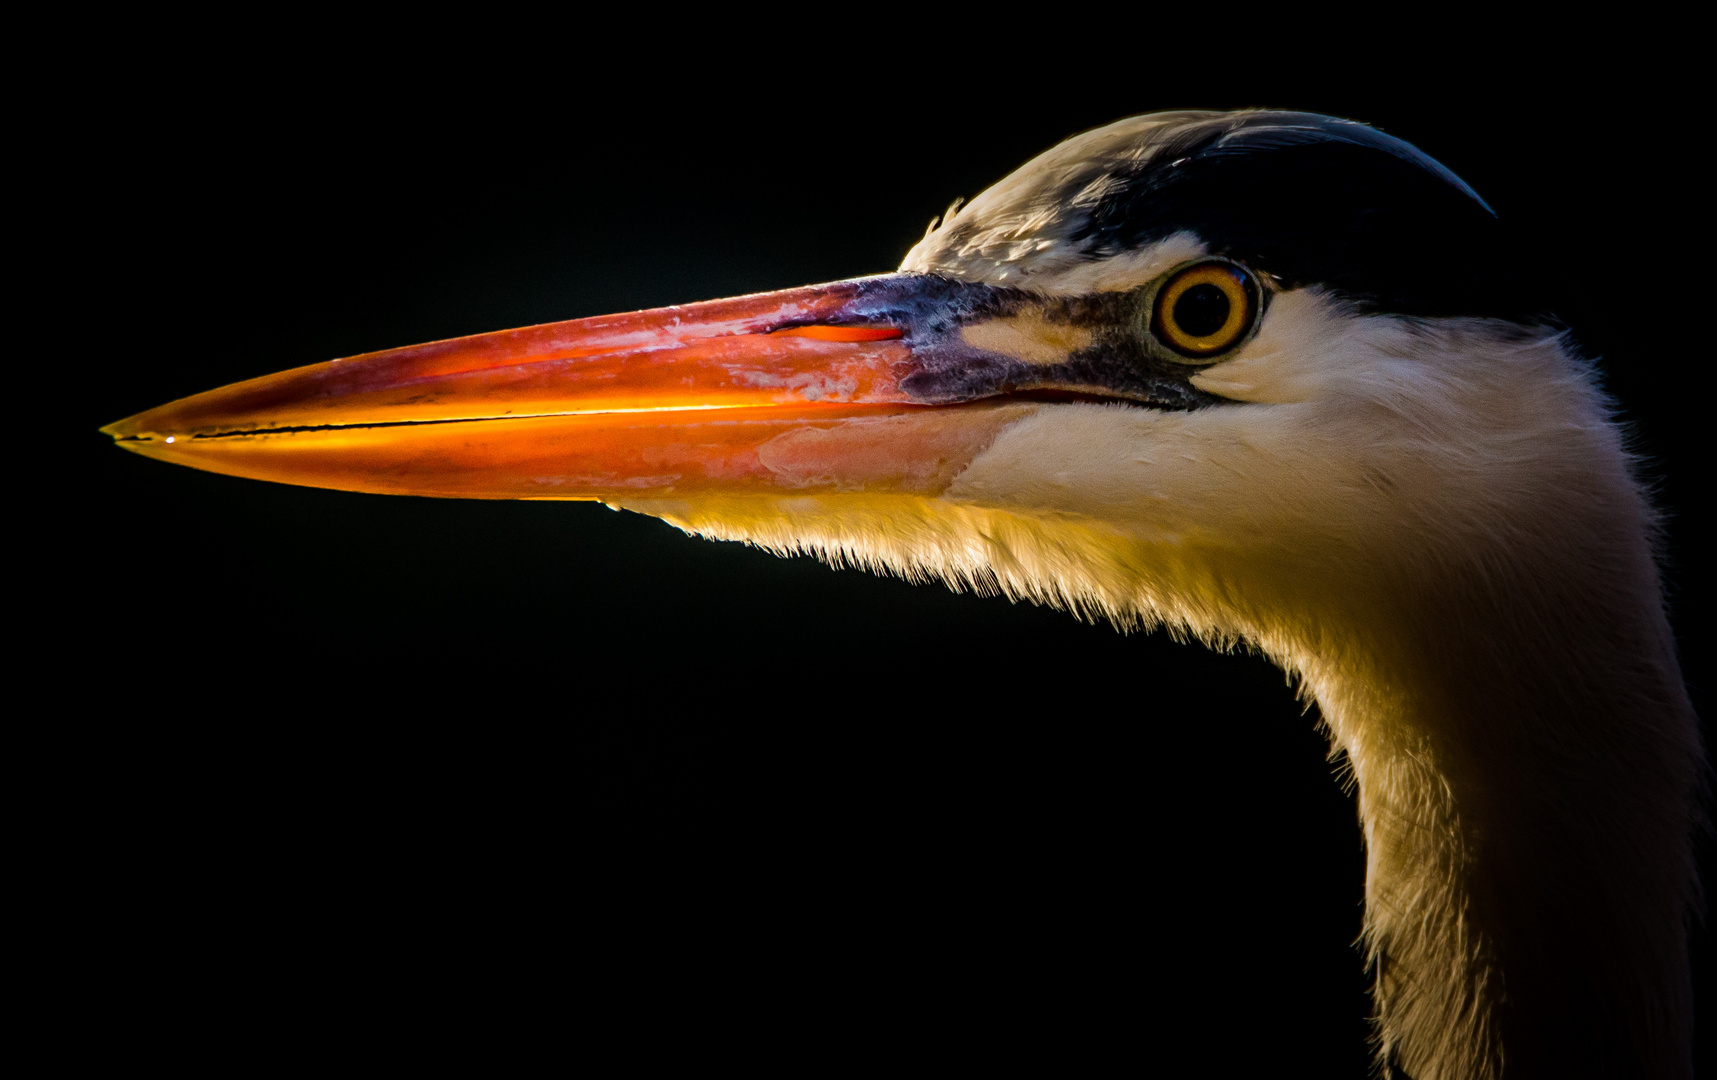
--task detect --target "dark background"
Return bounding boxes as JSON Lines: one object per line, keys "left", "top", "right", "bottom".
{"left": 45, "top": 30, "right": 1707, "bottom": 1075}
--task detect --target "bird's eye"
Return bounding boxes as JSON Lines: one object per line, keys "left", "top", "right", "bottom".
{"left": 1151, "top": 260, "right": 1259, "bottom": 359}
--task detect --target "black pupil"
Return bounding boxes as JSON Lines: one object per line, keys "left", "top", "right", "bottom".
{"left": 1174, "top": 283, "right": 1232, "bottom": 338}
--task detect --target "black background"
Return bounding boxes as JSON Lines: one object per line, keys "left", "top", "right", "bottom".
{"left": 46, "top": 27, "right": 1708, "bottom": 1076}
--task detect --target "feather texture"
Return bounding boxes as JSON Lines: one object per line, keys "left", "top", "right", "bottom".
{"left": 617, "top": 291, "right": 1700, "bottom": 1078}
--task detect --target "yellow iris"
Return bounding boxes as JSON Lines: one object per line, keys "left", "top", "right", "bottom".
{"left": 1153, "top": 262, "right": 1256, "bottom": 358}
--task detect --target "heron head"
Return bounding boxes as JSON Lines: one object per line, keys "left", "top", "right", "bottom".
{"left": 106, "top": 111, "right": 1581, "bottom": 638}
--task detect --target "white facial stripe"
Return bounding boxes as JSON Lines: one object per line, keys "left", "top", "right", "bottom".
{"left": 1035, "top": 233, "right": 1208, "bottom": 296}
{"left": 901, "top": 226, "right": 1207, "bottom": 297}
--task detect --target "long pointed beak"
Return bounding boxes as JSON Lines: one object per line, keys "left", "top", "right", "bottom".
{"left": 104, "top": 273, "right": 1206, "bottom": 501}
{"left": 104, "top": 277, "right": 941, "bottom": 500}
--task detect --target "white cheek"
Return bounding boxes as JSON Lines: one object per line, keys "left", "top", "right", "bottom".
{"left": 946, "top": 404, "right": 1175, "bottom": 519}
{"left": 1189, "top": 288, "right": 1355, "bottom": 404}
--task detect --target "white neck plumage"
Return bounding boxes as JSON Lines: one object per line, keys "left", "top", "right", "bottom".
{"left": 1252, "top": 316, "right": 1701, "bottom": 1079}
{"left": 626, "top": 297, "right": 1701, "bottom": 1079}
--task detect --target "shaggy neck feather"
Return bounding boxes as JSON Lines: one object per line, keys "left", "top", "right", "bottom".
{"left": 1298, "top": 537, "right": 1696, "bottom": 1080}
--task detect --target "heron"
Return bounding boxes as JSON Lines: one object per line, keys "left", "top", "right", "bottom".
{"left": 104, "top": 110, "right": 1701, "bottom": 1079}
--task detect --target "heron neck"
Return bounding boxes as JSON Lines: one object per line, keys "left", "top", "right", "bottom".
{"left": 1302, "top": 523, "right": 1699, "bottom": 1080}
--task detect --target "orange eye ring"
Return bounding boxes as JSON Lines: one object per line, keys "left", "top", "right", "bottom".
{"left": 1152, "top": 261, "right": 1258, "bottom": 358}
